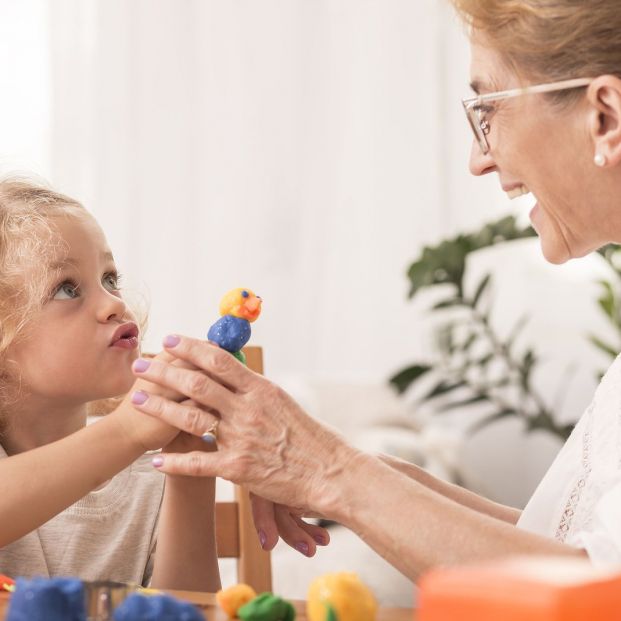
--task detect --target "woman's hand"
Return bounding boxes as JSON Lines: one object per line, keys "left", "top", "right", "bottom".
{"left": 161, "top": 400, "right": 219, "bottom": 456}
{"left": 251, "top": 494, "right": 330, "bottom": 557}
{"left": 115, "top": 351, "right": 202, "bottom": 452}
{"left": 129, "top": 335, "right": 360, "bottom": 518}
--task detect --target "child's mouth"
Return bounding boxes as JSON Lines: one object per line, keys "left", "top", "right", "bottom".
{"left": 110, "top": 323, "right": 140, "bottom": 349}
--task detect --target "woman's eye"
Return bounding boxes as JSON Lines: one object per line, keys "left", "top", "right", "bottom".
{"left": 53, "top": 282, "right": 79, "bottom": 300}
{"left": 473, "top": 103, "right": 495, "bottom": 119}
{"left": 103, "top": 272, "right": 121, "bottom": 291}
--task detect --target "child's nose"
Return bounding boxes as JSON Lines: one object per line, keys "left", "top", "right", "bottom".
{"left": 97, "top": 290, "right": 127, "bottom": 322}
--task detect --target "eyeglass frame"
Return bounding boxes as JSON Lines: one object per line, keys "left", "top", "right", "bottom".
{"left": 462, "top": 77, "right": 593, "bottom": 155}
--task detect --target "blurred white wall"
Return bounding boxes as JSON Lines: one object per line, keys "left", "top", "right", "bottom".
{"left": 0, "top": 0, "right": 51, "bottom": 175}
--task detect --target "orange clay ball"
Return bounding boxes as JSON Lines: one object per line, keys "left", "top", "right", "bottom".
{"left": 307, "top": 572, "right": 378, "bottom": 621}
{"left": 216, "top": 583, "right": 258, "bottom": 618}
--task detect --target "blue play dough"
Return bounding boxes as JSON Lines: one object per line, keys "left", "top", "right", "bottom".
{"left": 7, "top": 577, "right": 86, "bottom": 621}
{"left": 207, "top": 315, "right": 251, "bottom": 353}
{"left": 113, "top": 592, "right": 205, "bottom": 621}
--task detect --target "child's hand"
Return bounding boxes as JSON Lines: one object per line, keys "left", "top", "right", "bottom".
{"left": 114, "top": 350, "right": 202, "bottom": 452}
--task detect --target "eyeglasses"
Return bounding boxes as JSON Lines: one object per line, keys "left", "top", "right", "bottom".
{"left": 462, "top": 77, "right": 593, "bottom": 155}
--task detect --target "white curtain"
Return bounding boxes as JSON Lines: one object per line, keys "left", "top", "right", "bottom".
{"left": 47, "top": 0, "right": 511, "bottom": 386}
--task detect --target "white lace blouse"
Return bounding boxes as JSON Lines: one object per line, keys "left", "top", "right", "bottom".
{"left": 517, "top": 354, "right": 621, "bottom": 566}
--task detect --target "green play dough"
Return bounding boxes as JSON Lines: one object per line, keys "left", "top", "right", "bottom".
{"left": 238, "top": 592, "right": 296, "bottom": 621}
{"left": 232, "top": 350, "right": 247, "bottom": 365}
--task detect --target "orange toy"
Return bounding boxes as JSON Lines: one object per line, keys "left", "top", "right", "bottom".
{"left": 216, "top": 583, "right": 257, "bottom": 618}
{"left": 0, "top": 574, "right": 14, "bottom": 592}
{"left": 419, "top": 555, "right": 621, "bottom": 621}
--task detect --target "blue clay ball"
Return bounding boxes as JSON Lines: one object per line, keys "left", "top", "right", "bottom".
{"left": 207, "top": 315, "right": 251, "bottom": 353}
{"left": 7, "top": 577, "right": 86, "bottom": 621}
{"left": 113, "top": 593, "right": 205, "bottom": 621}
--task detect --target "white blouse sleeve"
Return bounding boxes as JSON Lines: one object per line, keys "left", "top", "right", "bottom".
{"left": 569, "top": 477, "right": 621, "bottom": 567}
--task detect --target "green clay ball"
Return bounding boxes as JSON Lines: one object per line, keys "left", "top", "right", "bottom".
{"left": 238, "top": 592, "right": 296, "bottom": 621}
{"left": 232, "top": 350, "right": 247, "bottom": 365}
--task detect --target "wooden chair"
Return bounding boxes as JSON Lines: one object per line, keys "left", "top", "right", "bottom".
{"left": 215, "top": 345, "right": 272, "bottom": 593}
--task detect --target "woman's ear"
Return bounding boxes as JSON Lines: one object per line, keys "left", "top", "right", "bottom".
{"left": 587, "top": 75, "right": 621, "bottom": 167}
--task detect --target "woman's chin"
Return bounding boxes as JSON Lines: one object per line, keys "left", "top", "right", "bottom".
{"left": 540, "top": 237, "right": 572, "bottom": 264}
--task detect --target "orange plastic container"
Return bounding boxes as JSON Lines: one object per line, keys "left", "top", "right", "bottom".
{"left": 418, "top": 556, "right": 621, "bottom": 621}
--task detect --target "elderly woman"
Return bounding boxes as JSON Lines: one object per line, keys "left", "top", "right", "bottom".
{"left": 131, "top": 0, "right": 621, "bottom": 579}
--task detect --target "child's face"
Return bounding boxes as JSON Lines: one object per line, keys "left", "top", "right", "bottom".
{"left": 6, "top": 210, "right": 140, "bottom": 405}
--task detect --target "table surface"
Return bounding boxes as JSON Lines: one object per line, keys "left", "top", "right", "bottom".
{"left": 0, "top": 589, "right": 414, "bottom": 620}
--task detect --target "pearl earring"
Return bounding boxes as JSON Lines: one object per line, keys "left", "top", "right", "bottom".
{"left": 594, "top": 152, "right": 607, "bottom": 167}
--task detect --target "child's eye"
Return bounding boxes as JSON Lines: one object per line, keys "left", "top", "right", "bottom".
{"left": 53, "top": 281, "right": 80, "bottom": 300}
{"left": 103, "top": 272, "right": 122, "bottom": 291}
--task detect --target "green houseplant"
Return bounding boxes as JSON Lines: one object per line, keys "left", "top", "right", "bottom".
{"left": 390, "top": 216, "right": 621, "bottom": 441}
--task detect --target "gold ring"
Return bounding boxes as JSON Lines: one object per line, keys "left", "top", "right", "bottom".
{"left": 201, "top": 419, "right": 220, "bottom": 443}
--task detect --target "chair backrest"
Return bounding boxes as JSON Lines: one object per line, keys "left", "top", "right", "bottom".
{"left": 215, "top": 345, "right": 272, "bottom": 592}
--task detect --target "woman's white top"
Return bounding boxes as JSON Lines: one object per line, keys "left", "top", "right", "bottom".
{"left": 517, "top": 353, "right": 621, "bottom": 565}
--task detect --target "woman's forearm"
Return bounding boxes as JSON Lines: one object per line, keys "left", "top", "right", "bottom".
{"left": 378, "top": 454, "right": 521, "bottom": 524}
{"left": 327, "top": 453, "right": 585, "bottom": 581}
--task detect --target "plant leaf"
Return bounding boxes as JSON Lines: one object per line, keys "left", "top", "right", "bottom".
{"left": 472, "top": 273, "right": 492, "bottom": 308}
{"left": 420, "top": 379, "right": 466, "bottom": 402}
{"left": 588, "top": 334, "right": 619, "bottom": 359}
{"left": 432, "top": 297, "right": 465, "bottom": 310}
{"left": 469, "top": 408, "right": 516, "bottom": 434}
{"left": 436, "top": 393, "right": 489, "bottom": 412}
{"left": 520, "top": 349, "right": 537, "bottom": 388}
{"left": 389, "top": 364, "right": 433, "bottom": 394}
{"left": 506, "top": 314, "right": 529, "bottom": 351}
{"left": 459, "top": 332, "right": 477, "bottom": 352}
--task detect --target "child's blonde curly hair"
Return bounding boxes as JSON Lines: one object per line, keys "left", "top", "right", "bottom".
{"left": 0, "top": 176, "right": 146, "bottom": 418}
{"left": 0, "top": 178, "right": 85, "bottom": 407}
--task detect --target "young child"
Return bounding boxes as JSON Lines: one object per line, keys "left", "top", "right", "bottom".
{"left": 0, "top": 177, "right": 221, "bottom": 590}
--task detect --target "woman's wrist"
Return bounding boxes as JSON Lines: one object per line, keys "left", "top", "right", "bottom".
{"left": 323, "top": 450, "right": 403, "bottom": 527}
{"left": 311, "top": 445, "right": 374, "bottom": 522}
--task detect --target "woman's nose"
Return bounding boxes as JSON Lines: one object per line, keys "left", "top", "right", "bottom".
{"left": 97, "top": 289, "right": 127, "bottom": 322}
{"left": 469, "top": 140, "right": 497, "bottom": 176}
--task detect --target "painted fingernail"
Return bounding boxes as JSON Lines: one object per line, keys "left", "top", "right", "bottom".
{"left": 152, "top": 456, "right": 164, "bottom": 468}
{"left": 313, "top": 534, "right": 326, "bottom": 546}
{"left": 295, "top": 542, "right": 310, "bottom": 556}
{"left": 133, "top": 359, "right": 150, "bottom": 373}
{"left": 259, "top": 530, "right": 267, "bottom": 549}
{"left": 131, "top": 390, "right": 149, "bottom": 405}
{"left": 163, "top": 334, "right": 180, "bottom": 348}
